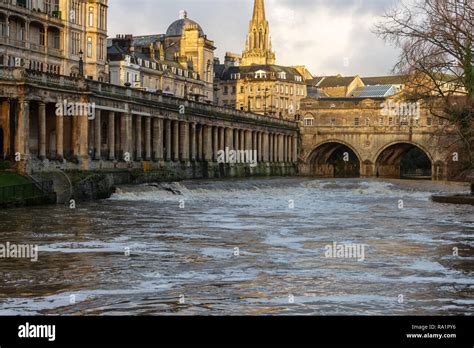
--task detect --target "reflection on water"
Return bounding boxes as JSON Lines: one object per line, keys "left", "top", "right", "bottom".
{"left": 0, "top": 178, "right": 472, "bottom": 315}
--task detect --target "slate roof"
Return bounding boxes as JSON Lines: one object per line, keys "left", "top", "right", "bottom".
{"left": 362, "top": 75, "right": 407, "bottom": 85}
{"left": 132, "top": 35, "right": 165, "bottom": 47}
{"left": 317, "top": 75, "right": 358, "bottom": 88}
{"left": 214, "top": 64, "right": 304, "bottom": 81}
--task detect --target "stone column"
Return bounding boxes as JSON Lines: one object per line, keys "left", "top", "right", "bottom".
{"left": 263, "top": 132, "right": 269, "bottom": 162}
{"left": 135, "top": 116, "right": 142, "bottom": 161}
{"left": 203, "top": 125, "right": 213, "bottom": 161}
{"left": 108, "top": 112, "right": 115, "bottom": 160}
{"left": 225, "top": 127, "right": 233, "bottom": 150}
{"left": 165, "top": 119, "right": 171, "bottom": 161}
{"left": 245, "top": 130, "right": 252, "bottom": 151}
{"left": 38, "top": 102, "right": 46, "bottom": 159}
{"left": 153, "top": 118, "right": 163, "bottom": 160}
{"left": 120, "top": 113, "right": 131, "bottom": 161}
{"left": 233, "top": 129, "right": 239, "bottom": 150}
{"left": 198, "top": 125, "right": 204, "bottom": 161}
{"left": 287, "top": 136, "right": 291, "bottom": 162}
{"left": 1, "top": 101, "right": 10, "bottom": 159}
{"left": 279, "top": 134, "right": 284, "bottom": 163}
{"left": 55, "top": 111, "right": 64, "bottom": 160}
{"left": 252, "top": 131, "right": 257, "bottom": 152}
{"left": 15, "top": 100, "right": 29, "bottom": 160}
{"left": 212, "top": 126, "right": 218, "bottom": 161}
{"left": 269, "top": 133, "right": 274, "bottom": 162}
{"left": 71, "top": 99, "right": 90, "bottom": 168}
{"left": 172, "top": 120, "right": 179, "bottom": 162}
{"left": 190, "top": 122, "right": 196, "bottom": 161}
{"left": 293, "top": 136, "right": 298, "bottom": 163}
{"left": 272, "top": 134, "right": 277, "bottom": 162}
{"left": 93, "top": 109, "right": 101, "bottom": 160}
{"left": 145, "top": 117, "right": 151, "bottom": 160}
{"left": 283, "top": 135, "right": 287, "bottom": 163}
{"left": 218, "top": 127, "right": 224, "bottom": 152}
{"left": 179, "top": 121, "right": 189, "bottom": 161}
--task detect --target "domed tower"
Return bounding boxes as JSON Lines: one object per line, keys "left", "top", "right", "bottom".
{"left": 241, "top": 0, "right": 276, "bottom": 66}
{"left": 164, "top": 10, "right": 216, "bottom": 102}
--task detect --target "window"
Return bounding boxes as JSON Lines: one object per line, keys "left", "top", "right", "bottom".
{"left": 255, "top": 71, "right": 267, "bottom": 79}
{"left": 354, "top": 117, "right": 360, "bottom": 126}
{"left": 98, "top": 37, "right": 105, "bottom": 60}
{"left": 71, "top": 0, "right": 82, "bottom": 24}
{"left": 365, "top": 117, "right": 370, "bottom": 126}
{"left": 223, "top": 86, "right": 228, "bottom": 95}
{"left": 379, "top": 117, "right": 384, "bottom": 126}
{"left": 389, "top": 117, "right": 394, "bottom": 126}
{"left": 88, "top": 7, "right": 94, "bottom": 27}
{"left": 71, "top": 31, "right": 81, "bottom": 55}
{"left": 426, "top": 117, "right": 432, "bottom": 126}
{"left": 87, "top": 37, "right": 92, "bottom": 58}
{"left": 331, "top": 118, "right": 336, "bottom": 126}
{"left": 304, "top": 118, "right": 314, "bottom": 126}
{"left": 99, "top": 5, "right": 106, "bottom": 30}
{"left": 39, "top": 27, "right": 45, "bottom": 46}
{"left": 256, "top": 98, "right": 261, "bottom": 109}
{"left": 240, "top": 86, "right": 244, "bottom": 93}
{"left": 232, "top": 86, "right": 236, "bottom": 94}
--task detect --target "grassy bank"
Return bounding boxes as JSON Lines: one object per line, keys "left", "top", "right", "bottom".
{"left": 0, "top": 172, "right": 30, "bottom": 187}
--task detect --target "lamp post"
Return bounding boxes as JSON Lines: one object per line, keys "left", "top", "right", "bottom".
{"left": 78, "top": 50, "right": 84, "bottom": 77}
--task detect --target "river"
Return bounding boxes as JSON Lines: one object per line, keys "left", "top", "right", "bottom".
{"left": 0, "top": 178, "right": 472, "bottom": 315}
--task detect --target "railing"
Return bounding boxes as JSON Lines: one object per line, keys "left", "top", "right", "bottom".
{"left": 0, "top": 1, "right": 63, "bottom": 22}
{"left": 9, "top": 38, "right": 26, "bottom": 47}
{"left": 0, "top": 180, "right": 55, "bottom": 205}
{"left": 30, "top": 43, "right": 46, "bottom": 52}
{"left": 48, "top": 47, "right": 62, "bottom": 57}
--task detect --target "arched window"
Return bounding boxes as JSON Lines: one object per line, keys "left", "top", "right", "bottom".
{"left": 88, "top": 6, "right": 94, "bottom": 27}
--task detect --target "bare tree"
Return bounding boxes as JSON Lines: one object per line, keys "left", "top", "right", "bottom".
{"left": 375, "top": 0, "right": 474, "bottom": 184}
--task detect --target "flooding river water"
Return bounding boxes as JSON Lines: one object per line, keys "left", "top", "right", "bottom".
{"left": 0, "top": 178, "right": 472, "bottom": 315}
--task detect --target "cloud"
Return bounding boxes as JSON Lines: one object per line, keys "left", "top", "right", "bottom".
{"left": 108, "top": 0, "right": 401, "bottom": 77}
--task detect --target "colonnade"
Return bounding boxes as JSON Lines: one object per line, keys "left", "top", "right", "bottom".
{"left": 0, "top": 99, "right": 299, "bottom": 165}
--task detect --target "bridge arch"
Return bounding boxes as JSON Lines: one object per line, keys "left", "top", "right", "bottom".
{"left": 307, "top": 140, "right": 362, "bottom": 178}
{"left": 375, "top": 141, "right": 433, "bottom": 180}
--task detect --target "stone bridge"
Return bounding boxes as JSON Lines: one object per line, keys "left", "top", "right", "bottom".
{"left": 0, "top": 68, "right": 298, "bottom": 179}
{"left": 299, "top": 98, "right": 463, "bottom": 181}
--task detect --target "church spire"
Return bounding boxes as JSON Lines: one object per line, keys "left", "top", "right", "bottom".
{"left": 241, "top": 0, "right": 276, "bottom": 66}
{"left": 252, "top": 0, "right": 266, "bottom": 22}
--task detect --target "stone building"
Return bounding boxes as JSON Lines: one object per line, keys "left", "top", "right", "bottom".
{"left": 0, "top": 0, "right": 108, "bottom": 80}
{"left": 213, "top": 0, "right": 308, "bottom": 121}
{"left": 108, "top": 10, "right": 215, "bottom": 103}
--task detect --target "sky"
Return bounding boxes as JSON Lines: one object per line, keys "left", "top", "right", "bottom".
{"left": 108, "top": 0, "right": 402, "bottom": 77}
